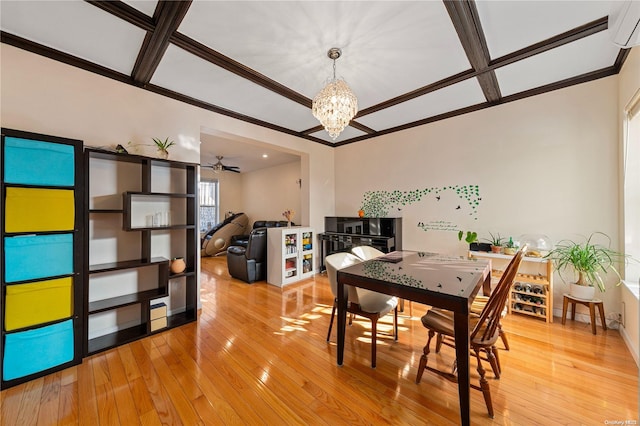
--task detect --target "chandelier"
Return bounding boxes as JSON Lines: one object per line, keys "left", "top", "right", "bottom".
{"left": 312, "top": 48, "right": 358, "bottom": 140}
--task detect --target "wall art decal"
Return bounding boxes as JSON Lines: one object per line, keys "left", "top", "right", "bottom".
{"left": 360, "top": 185, "right": 481, "bottom": 225}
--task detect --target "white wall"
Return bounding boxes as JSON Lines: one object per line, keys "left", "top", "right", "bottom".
{"left": 335, "top": 75, "right": 622, "bottom": 321}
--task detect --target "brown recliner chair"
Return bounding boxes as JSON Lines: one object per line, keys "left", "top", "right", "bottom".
{"left": 200, "top": 213, "right": 249, "bottom": 257}
{"left": 226, "top": 228, "right": 267, "bottom": 283}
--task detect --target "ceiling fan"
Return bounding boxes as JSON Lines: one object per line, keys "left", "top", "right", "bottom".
{"left": 208, "top": 156, "right": 240, "bottom": 173}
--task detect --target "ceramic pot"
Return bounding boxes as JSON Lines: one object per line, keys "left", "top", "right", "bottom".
{"left": 170, "top": 257, "right": 186, "bottom": 274}
{"left": 490, "top": 245, "right": 502, "bottom": 254}
{"left": 503, "top": 247, "right": 516, "bottom": 255}
{"left": 569, "top": 282, "right": 595, "bottom": 300}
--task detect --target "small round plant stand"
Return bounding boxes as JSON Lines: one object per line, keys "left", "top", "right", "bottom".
{"left": 561, "top": 293, "right": 607, "bottom": 335}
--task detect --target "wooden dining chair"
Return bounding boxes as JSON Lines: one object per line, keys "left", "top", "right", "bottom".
{"left": 437, "top": 292, "right": 511, "bottom": 361}
{"left": 414, "top": 247, "right": 526, "bottom": 418}
{"left": 325, "top": 252, "right": 398, "bottom": 368}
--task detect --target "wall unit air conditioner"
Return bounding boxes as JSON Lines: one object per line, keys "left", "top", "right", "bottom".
{"left": 609, "top": 0, "right": 640, "bottom": 48}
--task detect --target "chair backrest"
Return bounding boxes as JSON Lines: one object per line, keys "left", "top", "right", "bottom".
{"left": 325, "top": 252, "right": 362, "bottom": 302}
{"left": 245, "top": 228, "right": 267, "bottom": 261}
{"left": 351, "top": 245, "right": 385, "bottom": 261}
{"left": 471, "top": 246, "right": 527, "bottom": 344}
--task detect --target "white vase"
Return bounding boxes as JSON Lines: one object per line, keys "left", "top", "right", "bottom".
{"left": 569, "top": 283, "right": 596, "bottom": 300}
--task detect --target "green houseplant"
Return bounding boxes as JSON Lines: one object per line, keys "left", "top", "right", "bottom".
{"left": 503, "top": 237, "right": 518, "bottom": 255}
{"left": 545, "top": 232, "right": 628, "bottom": 298}
{"left": 152, "top": 137, "right": 175, "bottom": 159}
{"left": 458, "top": 230, "right": 478, "bottom": 244}
{"left": 126, "top": 137, "right": 175, "bottom": 159}
{"left": 484, "top": 232, "right": 504, "bottom": 253}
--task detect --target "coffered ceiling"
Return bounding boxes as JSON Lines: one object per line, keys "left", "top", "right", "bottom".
{"left": 0, "top": 0, "right": 632, "bottom": 153}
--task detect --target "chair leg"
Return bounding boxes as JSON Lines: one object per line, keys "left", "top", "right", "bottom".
{"left": 492, "top": 345, "right": 502, "bottom": 376}
{"left": 498, "top": 324, "right": 510, "bottom": 350}
{"left": 486, "top": 347, "right": 500, "bottom": 379}
{"left": 416, "top": 330, "right": 435, "bottom": 383}
{"left": 371, "top": 317, "right": 378, "bottom": 368}
{"left": 435, "top": 333, "right": 444, "bottom": 353}
{"left": 475, "top": 348, "right": 494, "bottom": 418}
{"left": 393, "top": 306, "right": 398, "bottom": 341}
{"left": 326, "top": 300, "right": 336, "bottom": 342}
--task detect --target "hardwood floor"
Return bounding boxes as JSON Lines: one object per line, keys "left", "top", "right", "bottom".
{"left": 2, "top": 255, "right": 638, "bottom": 425}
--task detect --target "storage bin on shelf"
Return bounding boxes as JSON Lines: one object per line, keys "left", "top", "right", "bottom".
{"left": 5, "top": 187, "right": 75, "bottom": 232}
{"left": 3, "top": 136, "right": 75, "bottom": 186}
{"left": 4, "top": 233, "right": 74, "bottom": 283}
{"left": 5, "top": 277, "right": 73, "bottom": 331}
{"left": 2, "top": 319, "right": 74, "bottom": 381}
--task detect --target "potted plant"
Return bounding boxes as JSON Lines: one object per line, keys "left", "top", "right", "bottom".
{"left": 503, "top": 237, "right": 518, "bottom": 255}
{"left": 458, "top": 230, "right": 478, "bottom": 245}
{"left": 545, "top": 232, "right": 628, "bottom": 300}
{"left": 458, "top": 230, "right": 490, "bottom": 252}
{"left": 484, "top": 232, "right": 504, "bottom": 253}
{"left": 126, "top": 137, "right": 175, "bottom": 159}
{"left": 152, "top": 137, "right": 175, "bottom": 159}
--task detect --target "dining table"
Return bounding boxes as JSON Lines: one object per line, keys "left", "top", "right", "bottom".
{"left": 336, "top": 250, "right": 492, "bottom": 426}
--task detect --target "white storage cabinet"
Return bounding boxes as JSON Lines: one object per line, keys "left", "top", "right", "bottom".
{"left": 267, "top": 227, "right": 315, "bottom": 287}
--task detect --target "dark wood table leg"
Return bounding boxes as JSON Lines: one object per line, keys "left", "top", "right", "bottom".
{"left": 589, "top": 303, "right": 597, "bottom": 335}
{"left": 336, "top": 275, "right": 348, "bottom": 366}
{"left": 454, "top": 312, "right": 471, "bottom": 426}
{"left": 562, "top": 296, "right": 569, "bottom": 325}
{"left": 597, "top": 303, "right": 607, "bottom": 331}
{"left": 482, "top": 270, "right": 492, "bottom": 296}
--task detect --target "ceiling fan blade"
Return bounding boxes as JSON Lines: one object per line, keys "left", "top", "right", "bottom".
{"left": 223, "top": 165, "right": 241, "bottom": 173}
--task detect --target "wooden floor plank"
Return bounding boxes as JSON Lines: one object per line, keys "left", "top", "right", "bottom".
{"left": 56, "top": 382, "right": 78, "bottom": 426}
{"left": 1, "top": 255, "right": 637, "bottom": 425}
{"left": 105, "top": 350, "right": 141, "bottom": 426}
{"left": 1, "top": 381, "right": 24, "bottom": 426}
{"left": 15, "top": 376, "right": 44, "bottom": 426}
{"left": 36, "top": 372, "right": 61, "bottom": 426}
{"left": 129, "top": 340, "right": 185, "bottom": 426}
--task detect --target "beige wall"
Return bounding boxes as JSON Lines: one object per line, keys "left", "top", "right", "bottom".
{"left": 240, "top": 161, "right": 302, "bottom": 226}
{"left": 335, "top": 74, "right": 622, "bottom": 321}
{"left": 618, "top": 47, "right": 640, "bottom": 365}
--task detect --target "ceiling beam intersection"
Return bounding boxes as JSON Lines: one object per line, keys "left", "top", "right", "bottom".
{"left": 131, "top": 1, "right": 192, "bottom": 85}
{"left": 443, "top": 0, "right": 501, "bottom": 103}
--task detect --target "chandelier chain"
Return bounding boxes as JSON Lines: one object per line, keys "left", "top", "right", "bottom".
{"left": 332, "top": 58, "right": 336, "bottom": 81}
